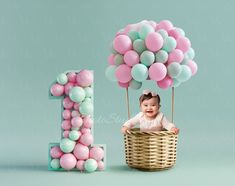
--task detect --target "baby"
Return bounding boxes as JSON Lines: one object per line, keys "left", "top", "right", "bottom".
{"left": 121, "top": 89, "right": 179, "bottom": 134}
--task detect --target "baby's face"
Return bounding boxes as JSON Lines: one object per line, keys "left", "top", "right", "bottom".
{"left": 140, "top": 97, "right": 159, "bottom": 119}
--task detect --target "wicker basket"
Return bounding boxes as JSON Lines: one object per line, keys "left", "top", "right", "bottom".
{"left": 124, "top": 128, "right": 178, "bottom": 171}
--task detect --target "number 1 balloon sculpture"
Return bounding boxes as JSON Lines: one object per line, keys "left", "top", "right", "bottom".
{"left": 48, "top": 70, "right": 105, "bottom": 172}
{"left": 106, "top": 20, "right": 198, "bottom": 120}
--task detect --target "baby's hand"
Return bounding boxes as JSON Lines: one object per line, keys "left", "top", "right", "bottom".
{"left": 121, "top": 126, "right": 130, "bottom": 134}
{"left": 171, "top": 127, "right": 179, "bottom": 134}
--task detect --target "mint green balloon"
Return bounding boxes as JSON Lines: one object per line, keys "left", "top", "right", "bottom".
{"left": 162, "top": 36, "right": 177, "bottom": 52}
{"left": 83, "top": 97, "right": 92, "bottom": 103}
{"left": 129, "top": 79, "right": 142, "bottom": 90}
{"left": 79, "top": 101, "right": 93, "bottom": 116}
{"left": 181, "top": 55, "right": 190, "bottom": 65}
{"left": 167, "top": 62, "right": 182, "bottom": 78}
{"left": 128, "top": 30, "right": 140, "bottom": 41}
{"left": 84, "top": 87, "right": 93, "bottom": 98}
{"left": 131, "top": 64, "right": 148, "bottom": 82}
{"left": 84, "top": 159, "right": 98, "bottom": 173}
{"left": 173, "top": 78, "right": 181, "bottom": 87}
{"left": 69, "top": 130, "right": 80, "bottom": 141}
{"left": 60, "top": 138, "right": 76, "bottom": 153}
{"left": 157, "top": 29, "right": 168, "bottom": 40}
{"left": 50, "top": 159, "right": 60, "bottom": 169}
{"left": 155, "top": 50, "right": 168, "bottom": 63}
{"left": 69, "top": 87, "right": 86, "bottom": 103}
{"left": 138, "top": 24, "right": 154, "bottom": 39}
{"left": 176, "top": 28, "right": 185, "bottom": 36}
{"left": 114, "top": 54, "right": 124, "bottom": 66}
{"left": 133, "top": 39, "right": 146, "bottom": 54}
{"left": 186, "top": 48, "right": 195, "bottom": 59}
{"left": 57, "top": 73, "right": 68, "bottom": 85}
{"left": 105, "top": 65, "right": 117, "bottom": 82}
{"left": 177, "top": 65, "right": 192, "bottom": 82}
{"left": 140, "top": 51, "right": 155, "bottom": 66}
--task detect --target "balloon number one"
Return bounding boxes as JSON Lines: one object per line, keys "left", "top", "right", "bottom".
{"left": 48, "top": 70, "right": 105, "bottom": 172}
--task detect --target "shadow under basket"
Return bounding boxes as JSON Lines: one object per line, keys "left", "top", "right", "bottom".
{"left": 124, "top": 128, "right": 178, "bottom": 171}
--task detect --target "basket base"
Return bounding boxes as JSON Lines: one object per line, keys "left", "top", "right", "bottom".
{"left": 126, "top": 164, "right": 175, "bottom": 172}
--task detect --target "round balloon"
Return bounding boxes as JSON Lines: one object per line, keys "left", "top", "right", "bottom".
{"left": 131, "top": 64, "right": 148, "bottom": 82}
{"left": 113, "top": 35, "right": 132, "bottom": 54}
{"left": 84, "top": 159, "right": 98, "bottom": 173}
{"left": 105, "top": 65, "right": 117, "bottom": 82}
{"left": 69, "top": 86, "right": 85, "bottom": 103}
{"left": 115, "top": 64, "right": 132, "bottom": 83}
{"left": 149, "top": 63, "right": 167, "bottom": 81}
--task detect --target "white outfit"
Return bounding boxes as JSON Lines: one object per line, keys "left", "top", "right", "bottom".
{"left": 123, "top": 112, "right": 175, "bottom": 132}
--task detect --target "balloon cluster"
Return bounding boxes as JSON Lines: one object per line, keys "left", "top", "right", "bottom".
{"left": 49, "top": 70, "right": 105, "bottom": 172}
{"left": 106, "top": 20, "right": 198, "bottom": 89}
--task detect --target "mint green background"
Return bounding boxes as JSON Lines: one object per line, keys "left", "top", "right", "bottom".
{"left": 0, "top": 0, "right": 234, "bottom": 185}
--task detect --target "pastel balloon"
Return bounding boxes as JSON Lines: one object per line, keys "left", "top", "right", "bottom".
{"left": 84, "top": 159, "right": 98, "bottom": 173}
{"left": 97, "top": 161, "right": 105, "bottom": 171}
{"left": 186, "top": 48, "right": 195, "bottom": 60}
{"left": 61, "top": 120, "right": 72, "bottom": 130}
{"left": 84, "top": 87, "right": 93, "bottom": 98}
{"left": 128, "top": 30, "right": 140, "bottom": 41}
{"left": 63, "top": 130, "right": 70, "bottom": 138}
{"left": 71, "top": 110, "right": 80, "bottom": 117}
{"left": 50, "top": 159, "right": 61, "bottom": 169}
{"left": 181, "top": 55, "right": 190, "bottom": 65}
{"left": 108, "top": 54, "right": 115, "bottom": 65}
{"left": 149, "top": 63, "right": 167, "bottom": 81}
{"left": 57, "top": 73, "right": 68, "bottom": 85}
{"left": 140, "top": 50, "right": 155, "bottom": 66}
{"left": 145, "top": 32, "right": 164, "bottom": 52}
{"left": 62, "top": 109, "right": 71, "bottom": 120}
{"left": 73, "top": 103, "right": 80, "bottom": 110}
{"left": 124, "top": 50, "right": 140, "bottom": 66}
{"left": 118, "top": 81, "right": 129, "bottom": 88}
{"left": 113, "top": 35, "right": 132, "bottom": 54}
{"left": 157, "top": 29, "right": 168, "bottom": 40}
{"left": 131, "top": 64, "right": 148, "bottom": 82}
{"left": 148, "top": 20, "right": 157, "bottom": 29}
{"left": 157, "top": 76, "right": 173, "bottom": 89}
{"left": 105, "top": 65, "right": 118, "bottom": 82}
{"left": 79, "top": 101, "right": 93, "bottom": 116}
{"left": 173, "top": 78, "right": 181, "bottom": 87}
{"left": 60, "top": 153, "right": 77, "bottom": 170}
{"left": 129, "top": 79, "right": 142, "bottom": 90}
{"left": 73, "top": 143, "right": 89, "bottom": 160}
{"left": 167, "top": 62, "right": 182, "bottom": 78}
{"left": 50, "top": 146, "right": 64, "bottom": 159}
{"left": 168, "top": 49, "right": 184, "bottom": 64}
{"left": 63, "top": 97, "right": 74, "bottom": 109}
{"left": 162, "top": 36, "right": 177, "bottom": 53}
{"left": 83, "top": 116, "right": 93, "bottom": 128}
{"left": 177, "top": 65, "right": 192, "bottom": 82}
{"left": 80, "top": 133, "right": 93, "bottom": 146}
{"left": 155, "top": 50, "right": 168, "bottom": 63}
{"left": 60, "top": 138, "right": 76, "bottom": 153}
{"left": 64, "top": 82, "right": 74, "bottom": 95}
{"left": 115, "top": 64, "right": 132, "bottom": 83}
{"left": 176, "top": 37, "right": 191, "bottom": 52}
{"left": 69, "top": 86, "right": 85, "bottom": 103}
{"left": 67, "top": 72, "right": 77, "bottom": 83}
{"left": 50, "top": 83, "right": 64, "bottom": 97}
{"left": 69, "top": 130, "right": 81, "bottom": 141}
{"left": 156, "top": 20, "right": 173, "bottom": 31}
{"left": 168, "top": 29, "right": 181, "bottom": 40}
{"left": 81, "top": 127, "right": 91, "bottom": 134}
{"left": 114, "top": 54, "right": 124, "bottom": 66}
{"left": 139, "top": 24, "right": 155, "bottom": 39}
{"left": 187, "top": 60, "right": 198, "bottom": 76}
{"left": 76, "top": 160, "right": 85, "bottom": 171}
{"left": 89, "top": 147, "right": 104, "bottom": 161}
{"left": 76, "top": 70, "right": 93, "bottom": 87}
{"left": 133, "top": 39, "right": 146, "bottom": 54}
{"left": 176, "top": 28, "right": 185, "bottom": 36}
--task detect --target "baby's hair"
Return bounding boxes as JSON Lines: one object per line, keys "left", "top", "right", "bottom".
{"left": 139, "top": 93, "right": 161, "bottom": 106}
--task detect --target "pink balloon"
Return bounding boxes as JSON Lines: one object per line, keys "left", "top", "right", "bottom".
{"left": 168, "top": 29, "right": 181, "bottom": 40}
{"left": 124, "top": 50, "right": 139, "bottom": 66}
{"left": 113, "top": 35, "right": 132, "bottom": 54}
{"left": 89, "top": 147, "right": 104, "bottom": 161}
{"left": 76, "top": 160, "right": 85, "bottom": 171}
{"left": 149, "top": 63, "right": 167, "bottom": 81}
{"left": 60, "top": 153, "right": 77, "bottom": 170}
{"left": 63, "top": 130, "right": 70, "bottom": 138}
{"left": 50, "top": 146, "right": 64, "bottom": 159}
{"left": 176, "top": 37, "right": 191, "bottom": 53}
{"left": 157, "top": 76, "right": 173, "bottom": 89}
{"left": 73, "top": 143, "right": 89, "bottom": 160}
{"left": 79, "top": 133, "right": 93, "bottom": 146}
{"left": 97, "top": 161, "right": 105, "bottom": 171}
{"left": 81, "top": 127, "right": 91, "bottom": 134}
{"left": 61, "top": 120, "right": 72, "bottom": 130}
{"left": 76, "top": 70, "right": 93, "bottom": 87}
{"left": 73, "top": 103, "right": 80, "bottom": 110}
{"left": 145, "top": 32, "right": 164, "bottom": 52}
{"left": 71, "top": 116, "right": 83, "bottom": 128}
{"left": 71, "top": 110, "right": 80, "bottom": 117}
{"left": 156, "top": 20, "right": 173, "bottom": 31}
{"left": 67, "top": 72, "right": 77, "bottom": 83}
{"left": 115, "top": 64, "right": 132, "bottom": 83}
{"left": 108, "top": 54, "right": 115, "bottom": 65}
{"left": 63, "top": 97, "right": 74, "bottom": 109}
{"left": 118, "top": 81, "right": 129, "bottom": 88}
{"left": 168, "top": 49, "right": 184, "bottom": 64}
{"left": 64, "top": 82, "right": 74, "bottom": 95}
{"left": 50, "top": 83, "right": 64, "bottom": 97}
{"left": 62, "top": 110, "right": 71, "bottom": 120}
{"left": 123, "top": 24, "right": 137, "bottom": 34}
{"left": 83, "top": 116, "right": 93, "bottom": 128}
{"left": 187, "top": 60, "right": 198, "bottom": 76}
{"left": 148, "top": 20, "right": 157, "bottom": 30}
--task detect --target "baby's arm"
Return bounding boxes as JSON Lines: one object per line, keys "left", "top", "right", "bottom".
{"left": 121, "top": 113, "right": 141, "bottom": 134}
{"left": 162, "top": 115, "right": 179, "bottom": 134}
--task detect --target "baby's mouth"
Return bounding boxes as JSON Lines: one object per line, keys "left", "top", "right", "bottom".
{"left": 146, "top": 111, "right": 153, "bottom": 114}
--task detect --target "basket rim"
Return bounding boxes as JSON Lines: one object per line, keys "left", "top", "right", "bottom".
{"left": 125, "top": 128, "right": 177, "bottom": 136}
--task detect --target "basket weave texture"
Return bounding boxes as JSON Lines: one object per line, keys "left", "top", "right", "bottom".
{"left": 124, "top": 128, "right": 178, "bottom": 171}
